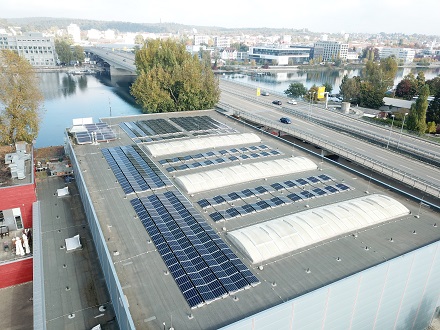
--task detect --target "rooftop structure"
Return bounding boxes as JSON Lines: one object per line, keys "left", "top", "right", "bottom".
{"left": 52, "top": 110, "right": 440, "bottom": 329}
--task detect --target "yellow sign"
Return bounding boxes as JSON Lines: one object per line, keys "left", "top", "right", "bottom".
{"left": 317, "top": 86, "right": 325, "bottom": 99}
{"left": 256, "top": 88, "right": 261, "bottom": 96}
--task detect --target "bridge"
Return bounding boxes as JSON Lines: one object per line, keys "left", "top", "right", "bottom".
{"left": 85, "top": 47, "right": 136, "bottom": 76}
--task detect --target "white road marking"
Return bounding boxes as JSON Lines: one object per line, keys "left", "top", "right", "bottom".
{"left": 336, "top": 140, "right": 346, "bottom": 144}
{"left": 427, "top": 175, "right": 440, "bottom": 182}
{"left": 400, "top": 165, "right": 413, "bottom": 170}
{"left": 356, "top": 147, "right": 365, "bottom": 151}
{"left": 321, "top": 134, "right": 329, "bottom": 137}
{"left": 376, "top": 155, "right": 387, "bottom": 160}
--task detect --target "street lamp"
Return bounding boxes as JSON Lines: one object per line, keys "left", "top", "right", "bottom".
{"left": 397, "top": 113, "right": 408, "bottom": 149}
{"left": 386, "top": 114, "right": 395, "bottom": 149}
{"left": 308, "top": 91, "right": 316, "bottom": 120}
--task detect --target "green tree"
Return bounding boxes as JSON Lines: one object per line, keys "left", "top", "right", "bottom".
{"left": 395, "top": 73, "right": 418, "bottom": 100}
{"left": 55, "top": 39, "right": 72, "bottom": 64}
{"left": 73, "top": 45, "right": 85, "bottom": 64}
{"left": 0, "top": 50, "right": 44, "bottom": 144}
{"left": 426, "top": 76, "right": 440, "bottom": 96}
{"left": 322, "top": 82, "right": 333, "bottom": 94}
{"left": 131, "top": 39, "right": 220, "bottom": 113}
{"left": 427, "top": 121, "right": 437, "bottom": 133}
{"left": 284, "top": 82, "right": 307, "bottom": 98}
{"left": 406, "top": 85, "right": 429, "bottom": 135}
{"left": 339, "top": 75, "right": 361, "bottom": 103}
{"left": 426, "top": 90, "right": 440, "bottom": 124}
{"left": 304, "top": 85, "right": 319, "bottom": 102}
{"left": 134, "top": 34, "right": 144, "bottom": 45}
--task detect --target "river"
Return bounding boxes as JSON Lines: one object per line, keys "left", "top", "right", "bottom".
{"left": 34, "top": 67, "right": 440, "bottom": 148}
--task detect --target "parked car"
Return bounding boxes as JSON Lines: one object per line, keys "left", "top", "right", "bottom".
{"left": 272, "top": 100, "right": 282, "bottom": 105}
{"left": 261, "top": 91, "right": 270, "bottom": 96}
{"left": 280, "top": 117, "right": 291, "bottom": 124}
{"left": 287, "top": 99, "right": 297, "bottom": 105}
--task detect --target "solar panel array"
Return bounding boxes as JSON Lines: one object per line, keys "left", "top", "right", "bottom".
{"left": 75, "top": 122, "right": 116, "bottom": 144}
{"left": 102, "top": 145, "right": 172, "bottom": 194}
{"left": 119, "top": 120, "right": 187, "bottom": 144}
{"left": 158, "top": 145, "right": 282, "bottom": 173}
{"left": 131, "top": 190, "right": 259, "bottom": 308}
{"left": 170, "top": 115, "right": 231, "bottom": 132}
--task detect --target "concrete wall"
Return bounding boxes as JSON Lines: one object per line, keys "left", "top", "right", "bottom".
{"left": 221, "top": 241, "right": 440, "bottom": 330}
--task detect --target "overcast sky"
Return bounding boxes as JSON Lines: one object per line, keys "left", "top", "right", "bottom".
{"left": 1, "top": 0, "right": 439, "bottom": 36}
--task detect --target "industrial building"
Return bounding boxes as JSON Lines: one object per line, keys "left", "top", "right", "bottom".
{"left": 35, "top": 110, "right": 440, "bottom": 329}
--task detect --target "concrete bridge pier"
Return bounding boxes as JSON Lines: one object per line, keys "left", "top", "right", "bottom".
{"left": 109, "top": 66, "right": 136, "bottom": 77}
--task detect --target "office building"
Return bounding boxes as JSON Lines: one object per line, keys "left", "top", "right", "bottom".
{"left": 313, "top": 40, "right": 349, "bottom": 62}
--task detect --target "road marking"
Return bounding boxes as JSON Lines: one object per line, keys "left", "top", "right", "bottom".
{"left": 427, "top": 175, "right": 440, "bottom": 182}
{"left": 400, "top": 165, "right": 413, "bottom": 170}
{"left": 356, "top": 147, "right": 365, "bottom": 151}
{"left": 376, "top": 155, "right": 387, "bottom": 160}
{"left": 321, "top": 134, "right": 329, "bottom": 137}
{"left": 336, "top": 140, "right": 346, "bottom": 144}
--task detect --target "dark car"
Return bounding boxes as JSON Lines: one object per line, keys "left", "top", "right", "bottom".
{"left": 272, "top": 100, "right": 282, "bottom": 105}
{"left": 261, "top": 91, "right": 270, "bottom": 96}
{"left": 280, "top": 117, "right": 291, "bottom": 124}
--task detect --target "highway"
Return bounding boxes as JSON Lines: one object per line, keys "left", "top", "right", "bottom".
{"left": 220, "top": 79, "right": 440, "bottom": 166}
{"left": 219, "top": 79, "right": 440, "bottom": 198}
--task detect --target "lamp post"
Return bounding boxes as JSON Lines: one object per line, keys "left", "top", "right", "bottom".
{"left": 386, "top": 114, "right": 395, "bottom": 149}
{"left": 397, "top": 112, "right": 408, "bottom": 149}
{"left": 308, "top": 91, "right": 315, "bottom": 120}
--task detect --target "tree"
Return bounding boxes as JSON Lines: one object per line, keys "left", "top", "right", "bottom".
{"left": 55, "top": 39, "right": 72, "bottom": 64}
{"left": 427, "top": 121, "right": 437, "bottom": 133}
{"left": 284, "top": 82, "right": 307, "bottom": 98}
{"left": 426, "top": 90, "right": 440, "bottom": 124}
{"left": 395, "top": 73, "right": 418, "bottom": 100}
{"left": 73, "top": 45, "right": 85, "bottom": 64}
{"left": 426, "top": 76, "right": 440, "bottom": 96}
{"left": 130, "top": 39, "right": 220, "bottom": 113}
{"left": 322, "top": 82, "right": 333, "bottom": 94}
{"left": 339, "top": 75, "right": 361, "bottom": 103}
{"left": 0, "top": 50, "right": 44, "bottom": 144}
{"left": 304, "top": 85, "right": 319, "bottom": 102}
{"left": 406, "top": 85, "right": 429, "bottom": 135}
{"left": 134, "top": 34, "right": 144, "bottom": 45}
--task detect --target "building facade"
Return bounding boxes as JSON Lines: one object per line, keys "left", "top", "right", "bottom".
{"left": 248, "top": 45, "right": 311, "bottom": 65}
{"left": 214, "top": 36, "right": 231, "bottom": 49}
{"left": 379, "top": 47, "right": 415, "bottom": 63}
{"left": 313, "top": 40, "right": 349, "bottom": 62}
{"left": 0, "top": 32, "right": 57, "bottom": 67}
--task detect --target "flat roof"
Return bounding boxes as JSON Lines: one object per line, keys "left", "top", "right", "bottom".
{"left": 69, "top": 110, "right": 440, "bottom": 330}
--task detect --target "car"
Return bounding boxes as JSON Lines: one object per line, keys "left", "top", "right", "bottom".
{"left": 261, "top": 91, "right": 270, "bottom": 96}
{"left": 272, "top": 100, "right": 282, "bottom": 105}
{"left": 280, "top": 117, "right": 291, "bottom": 124}
{"left": 287, "top": 99, "right": 297, "bottom": 105}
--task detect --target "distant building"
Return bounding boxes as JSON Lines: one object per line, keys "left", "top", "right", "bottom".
{"left": 67, "top": 23, "right": 81, "bottom": 43}
{"left": 220, "top": 48, "right": 237, "bottom": 61}
{"left": 248, "top": 45, "right": 311, "bottom": 65}
{"left": 0, "top": 32, "right": 57, "bottom": 67}
{"left": 214, "top": 36, "right": 230, "bottom": 49}
{"left": 194, "top": 35, "right": 209, "bottom": 46}
{"left": 346, "top": 50, "right": 360, "bottom": 61}
{"left": 87, "top": 29, "right": 102, "bottom": 40}
{"left": 313, "top": 40, "right": 349, "bottom": 61}
{"left": 378, "top": 47, "right": 415, "bottom": 63}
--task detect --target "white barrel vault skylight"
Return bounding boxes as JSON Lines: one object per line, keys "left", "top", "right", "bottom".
{"left": 144, "top": 133, "right": 261, "bottom": 157}
{"left": 175, "top": 157, "right": 317, "bottom": 194}
{"left": 227, "top": 194, "right": 410, "bottom": 264}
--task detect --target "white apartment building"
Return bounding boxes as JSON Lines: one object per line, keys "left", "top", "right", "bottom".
{"left": 0, "top": 32, "right": 57, "bottom": 67}
{"left": 194, "top": 35, "right": 210, "bottom": 46}
{"left": 67, "top": 23, "right": 81, "bottom": 43}
{"left": 378, "top": 47, "right": 415, "bottom": 63}
{"left": 214, "top": 36, "right": 230, "bottom": 49}
{"left": 313, "top": 40, "right": 349, "bottom": 61}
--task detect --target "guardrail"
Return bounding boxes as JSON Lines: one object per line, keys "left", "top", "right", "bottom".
{"left": 217, "top": 102, "right": 440, "bottom": 199}
{"left": 220, "top": 78, "right": 440, "bottom": 164}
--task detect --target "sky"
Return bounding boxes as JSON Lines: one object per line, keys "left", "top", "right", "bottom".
{"left": 1, "top": 0, "right": 439, "bottom": 36}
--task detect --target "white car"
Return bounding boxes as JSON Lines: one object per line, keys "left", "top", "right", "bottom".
{"left": 287, "top": 99, "right": 297, "bottom": 105}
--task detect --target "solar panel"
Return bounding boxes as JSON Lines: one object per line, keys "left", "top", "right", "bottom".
{"left": 271, "top": 182, "right": 285, "bottom": 191}
{"left": 131, "top": 191, "right": 259, "bottom": 308}
{"left": 284, "top": 180, "right": 297, "bottom": 188}
{"left": 198, "top": 199, "right": 211, "bottom": 208}
{"left": 307, "top": 176, "right": 320, "bottom": 183}
{"left": 210, "top": 212, "right": 224, "bottom": 222}
{"left": 324, "top": 185, "right": 338, "bottom": 194}
{"left": 335, "top": 183, "right": 351, "bottom": 191}
{"left": 287, "top": 193, "right": 302, "bottom": 202}
{"left": 318, "top": 174, "right": 332, "bottom": 181}
{"left": 296, "top": 178, "right": 309, "bottom": 186}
